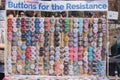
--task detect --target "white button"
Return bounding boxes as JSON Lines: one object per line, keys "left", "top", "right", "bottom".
{"left": 31, "top": 64, "right": 35, "bottom": 69}
{"left": 64, "top": 46, "right": 69, "bottom": 51}
{"left": 59, "top": 64, "right": 64, "bottom": 69}
{"left": 18, "top": 40, "right": 22, "bottom": 46}
{"left": 13, "top": 28, "right": 17, "bottom": 32}
{"left": 40, "top": 28, "right": 44, "bottom": 33}
{"left": 49, "top": 60, "right": 54, "bottom": 66}
{"left": 78, "top": 61, "right": 83, "bottom": 66}
{"left": 49, "top": 69, "right": 54, "bottom": 74}
{"left": 17, "top": 65, "right": 22, "bottom": 70}
{"left": 55, "top": 47, "right": 60, "bottom": 51}
{"left": 31, "top": 55, "right": 36, "bottom": 60}
{"left": 31, "top": 46, "right": 36, "bottom": 51}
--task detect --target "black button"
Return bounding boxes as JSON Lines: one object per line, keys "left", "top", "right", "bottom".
{"left": 45, "top": 37, "right": 49, "bottom": 42}
{"left": 54, "top": 31, "right": 59, "bottom": 36}
{"left": 55, "top": 42, "right": 59, "bottom": 46}
{"left": 31, "top": 42, "right": 36, "bottom": 46}
{"left": 44, "top": 32, "right": 49, "bottom": 37}
{"left": 64, "top": 71, "right": 68, "bottom": 75}
{"left": 55, "top": 37, "right": 60, "bottom": 41}
{"left": 44, "top": 43, "right": 48, "bottom": 47}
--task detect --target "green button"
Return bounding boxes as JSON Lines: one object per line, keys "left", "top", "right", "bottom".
{"left": 25, "top": 64, "right": 30, "bottom": 69}
{"left": 64, "top": 29, "right": 69, "bottom": 32}
{"left": 65, "top": 27, "right": 69, "bottom": 29}
{"left": 26, "top": 70, "right": 30, "bottom": 74}
{"left": 44, "top": 66, "right": 49, "bottom": 70}
{"left": 37, "top": 77, "right": 43, "bottom": 80}
{"left": 44, "top": 62, "right": 48, "bottom": 65}
{"left": 25, "top": 60, "right": 30, "bottom": 64}
{"left": 64, "top": 24, "right": 69, "bottom": 27}
{"left": 64, "top": 18, "right": 69, "bottom": 23}
{"left": 12, "top": 62, "right": 16, "bottom": 65}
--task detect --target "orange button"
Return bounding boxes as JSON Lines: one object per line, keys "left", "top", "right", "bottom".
{"left": 64, "top": 36, "right": 69, "bottom": 42}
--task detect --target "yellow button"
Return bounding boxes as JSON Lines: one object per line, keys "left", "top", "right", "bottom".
{"left": 64, "top": 36, "right": 69, "bottom": 42}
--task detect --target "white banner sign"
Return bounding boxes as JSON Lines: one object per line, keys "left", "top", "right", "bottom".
{"left": 108, "top": 11, "right": 118, "bottom": 20}
{"left": 6, "top": 0, "right": 108, "bottom": 11}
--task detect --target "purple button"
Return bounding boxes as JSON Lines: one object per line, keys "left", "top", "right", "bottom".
{"left": 68, "top": 42, "right": 73, "bottom": 46}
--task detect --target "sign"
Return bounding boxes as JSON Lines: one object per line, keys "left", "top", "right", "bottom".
{"left": 108, "top": 11, "right": 118, "bottom": 20}
{"left": 6, "top": 0, "right": 108, "bottom": 11}
{"left": 0, "top": 10, "right": 5, "bottom": 28}
{"left": 0, "top": 10, "right": 5, "bottom": 21}
{"left": 0, "top": 21, "right": 5, "bottom": 28}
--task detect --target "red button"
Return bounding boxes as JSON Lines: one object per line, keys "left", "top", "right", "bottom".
{"left": 27, "top": 46, "right": 31, "bottom": 50}
{"left": 69, "top": 56, "right": 73, "bottom": 60}
{"left": 26, "top": 52, "right": 30, "bottom": 55}
{"left": 79, "top": 46, "right": 83, "bottom": 51}
{"left": 7, "top": 28, "right": 12, "bottom": 32}
{"left": 78, "top": 51, "right": 83, "bottom": 55}
{"left": 21, "top": 27, "right": 26, "bottom": 31}
{"left": 45, "top": 28, "right": 50, "bottom": 32}
{"left": 26, "top": 55, "right": 30, "bottom": 59}
{"left": 8, "top": 25, "right": 12, "bottom": 28}
{"left": 69, "top": 46, "right": 74, "bottom": 51}
{"left": 21, "top": 22, "right": 26, "bottom": 25}
{"left": 21, "top": 18, "right": 26, "bottom": 22}
{"left": 8, "top": 22, "right": 13, "bottom": 25}
{"left": 69, "top": 51, "right": 73, "bottom": 55}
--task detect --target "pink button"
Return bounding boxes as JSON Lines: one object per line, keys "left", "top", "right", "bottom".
{"left": 69, "top": 56, "right": 73, "bottom": 60}
{"left": 93, "top": 33, "right": 98, "bottom": 38}
{"left": 79, "top": 46, "right": 83, "bottom": 51}
{"left": 74, "top": 47, "right": 78, "bottom": 52}
{"left": 12, "top": 51, "right": 17, "bottom": 55}
{"left": 69, "top": 51, "right": 73, "bottom": 55}
{"left": 69, "top": 46, "right": 74, "bottom": 51}
{"left": 45, "top": 27, "right": 50, "bottom": 32}
{"left": 45, "top": 18, "right": 49, "bottom": 22}
{"left": 40, "top": 37, "right": 44, "bottom": 42}
{"left": 74, "top": 56, "right": 78, "bottom": 61}
{"left": 78, "top": 52, "right": 83, "bottom": 55}
{"left": 8, "top": 36, "right": 12, "bottom": 41}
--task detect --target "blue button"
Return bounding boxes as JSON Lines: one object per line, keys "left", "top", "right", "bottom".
{"left": 26, "top": 31, "right": 31, "bottom": 36}
{"left": 34, "top": 18, "right": 40, "bottom": 23}
{"left": 21, "top": 44, "right": 26, "bottom": 50}
{"left": 78, "top": 23, "right": 83, "bottom": 27}
{"left": 35, "top": 23, "right": 40, "bottom": 28}
{"left": 88, "top": 52, "right": 93, "bottom": 56}
{"left": 26, "top": 36, "right": 31, "bottom": 41}
{"left": 78, "top": 28, "right": 83, "bottom": 32}
{"left": 26, "top": 41, "right": 31, "bottom": 46}
{"left": 16, "top": 19, "right": 21, "bottom": 23}
{"left": 78, "top": 18, "right": 83, "bottom": 23}
{"left": 50, "top": 18, "right": 55, "bottom": 23}
{"left": 73, "top": 61, "right": 78, "bottom": 66}
{"left": 88, "top": 47, "right": 93, "bottom": 52}
{"left": 50, "top": 27, "right": 55, "bottom": 32}
{"left": 21, "top": 54, "right": 26, "bottom": 60}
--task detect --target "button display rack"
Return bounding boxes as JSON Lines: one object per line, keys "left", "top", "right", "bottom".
{"left": 5, "top": 17, "right": 108, "bottom": 80}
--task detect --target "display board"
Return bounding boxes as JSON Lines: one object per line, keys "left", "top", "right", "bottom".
{"left": 5, "top": 0, "right": 109, "bottom": 79}
{"left": 6, "top": 17, "right": 107, "bottom": 78}
{"left": 0, "top": 10, "right": 6, "bottom": 73}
